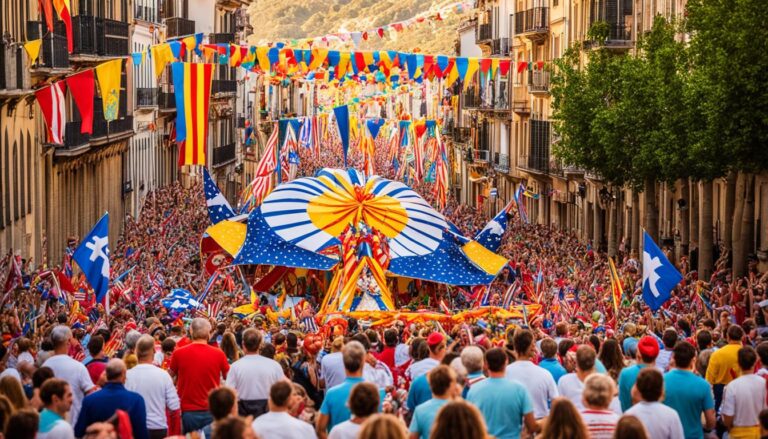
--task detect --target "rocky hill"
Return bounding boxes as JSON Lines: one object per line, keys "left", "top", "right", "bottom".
{"left": 246, "top": 0, "right": 468, "bottom": 55}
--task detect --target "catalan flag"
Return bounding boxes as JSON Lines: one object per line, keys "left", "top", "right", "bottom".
{"left": 608, "top": 257, "right": 623, "bottom": 316}
{"left": 172, "top": 62, "right": 214, "bottom": 166}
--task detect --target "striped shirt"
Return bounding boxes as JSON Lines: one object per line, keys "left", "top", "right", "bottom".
{"left": 581, "top": 409, "right": 619, "bottom": 439}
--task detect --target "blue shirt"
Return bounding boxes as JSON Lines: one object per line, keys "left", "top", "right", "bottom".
{"left": 74, "top": 382, "right": 148, "bottom": 439}
{"left": 406, "top": 374, "right": 433, "bottom": 411}
{"left": 623, "top": 337, "right": 639, "bottom": 357}
{"left": 664, "top": 369, "right": 715, "bottom": 439}
{"left": 320, "top": 377, "right": 364, "bottom": 431}
{"left": 618, "top": 364, "right": 647, "bottom": 412}
{"left": 538, "top": 358, "right": 567, "bottom": 383}
{"left": 409, "top": 398, "right": 449, "bottom": 439}
{"left": 467, "top": 377, "right": 533, "bottom": 439}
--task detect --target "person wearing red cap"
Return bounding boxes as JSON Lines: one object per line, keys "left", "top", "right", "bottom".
{"left": 405, "top": 332, "right": 446, "bottom": 382}
{"left": 618, "top": 335, "right": 659, "bottom": 412}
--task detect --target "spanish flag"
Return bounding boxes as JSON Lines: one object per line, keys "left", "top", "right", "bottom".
{"left": 171, "top": 62, "right": 214, "bottom": 166}
{"left": 608, "top": 257, "right": 623, "bottom": 316}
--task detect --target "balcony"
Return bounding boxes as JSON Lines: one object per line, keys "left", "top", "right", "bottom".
{"left": 528, "top": 70, "right": 550, "bottom": 94}
{"left": 209, "top": 33, "right": 235, "bottom": 44}
{"left": 136, "top": 88, "right": 158, "bottom": 108}
{"left": 134, "top": 4, "right": 160, "bottom": 23}
{"left": 64, "top": 122, "right": 90, "bottom": 149}
{"left": 212, "top": 143, "right": 236, "bottom": 167}
{"left": 584, "top": 22, "right": 633, "bottom": 50}
{"left": 491, "top": 38, "right": 509, "bottom": 56}
{"left": 476, "top": 23, "right": 493, "bottom": 43}
{"left": 165, "top": 17, "right": 196, "bottom": 39}
{"left": 493, "top": 153, "right": 510, "bottom": 173}
{"left": 523, "top": 119, "right": 551, "bottom": 174}
{"left": 212, "top": 79, "right": 237, "bottom": 95}
{"left": 72, "top": 16, "right": 130, "bottom": 58}
{"left": 59, "top": 116, "right": 133, "bottom": 154}
{"left": 452, "top": 127, "right": 471, "bottom": 144}
{"left": 159, "top": 91, "right": 177, "bottom": 111}
{"left": 473, "top": 148, "right": 491, "bottom": 163}
{"left": 515, "top": 7, "right": 549, "bottom": 40}
{"left": 26, "top": 21, "right": 70, "bottom": 70}
{"left": 463, "top": 91, "right": 481, "bottom": 109}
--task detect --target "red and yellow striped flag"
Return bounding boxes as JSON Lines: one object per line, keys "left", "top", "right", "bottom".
{"left": 608, "top": 257, "right": 623, "bottom": 316}
{"left": 171, "top": 62, "right": 214, "bottom": 166}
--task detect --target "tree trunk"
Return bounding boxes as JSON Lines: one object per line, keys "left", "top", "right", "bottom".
{"left": 631, "top": 191, "right": 641, "bottom": 256}
{"left": 734, "top": 173, "right": 755, "bottom": 277}
{"left": 644, "top": 177, "right": 659, "bottom": 243}
{"left": 723, "top": 171, "right": 737, "bottom": 251}
{"left": 607, "top": 196, "right": 618, "bottom": 258}
{"left": 594, "top": 203, "right": 603, "bottom": 250}
{"left": 732, "top": 171, "right": 746, "bottom": 274}
{"left": 699, "top": 180, "right": 714, "bottom": 279}
{"left": 690, "top": 178, "right": 699, "bottom": 254}
{"left": 678, "top": 179, "right": 690, "bottom": 262}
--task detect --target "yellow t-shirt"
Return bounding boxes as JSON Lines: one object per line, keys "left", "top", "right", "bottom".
{"left": 705, "top": 343, "right": 742, "bottom": 385}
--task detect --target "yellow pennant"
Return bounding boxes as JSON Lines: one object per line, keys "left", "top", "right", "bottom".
{"left": 24, "top": 39, "right": 42, "bottom": 65}
{"left": 463, "top": 58, "right": 479, "bottom": 91}
{"left": 256, "top": 46, "right": 270, "bottom": 72}
{"left": 151, "top": 43, "right": 173, "bottom": 78}
{"left": 491, "top": 58, "right": 500, "bottom": 79}
{"left": 444, "top": 62, "right": 459, "bottom": 88}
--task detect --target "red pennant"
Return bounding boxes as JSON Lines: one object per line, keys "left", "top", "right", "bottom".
{"left": 65, "top": 70, "right": 95, "bottom": 134}
{"left": 377, "top": 28, "right": 385, "bottom": 38}
{"left": 499, "top": 60, "right": 512, "bottom": 77}
{"left": 423, "top": 55, "right": 434, "bottom": 79}
{"left": 392, "top": 23, "right": 404, "bottom": 32}
{"left": 354, "top": 52, "right": 367, "bottom": 73}
{"left": 362, "top": 31, "right": 368, "bottom": 41}
{"left": 517, "top": 61, "right": 528, "bottom": 73}
{"left": 480, "top": 58, "right": 492, "bottom": 74}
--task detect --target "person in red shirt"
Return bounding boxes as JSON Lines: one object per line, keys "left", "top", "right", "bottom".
{"left": 169, "top": 318, "right": 229, "bottom": 433}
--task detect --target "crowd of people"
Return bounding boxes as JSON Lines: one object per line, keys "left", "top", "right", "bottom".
{"left": 0, "top": 122, "right": 767, "bottom": 439}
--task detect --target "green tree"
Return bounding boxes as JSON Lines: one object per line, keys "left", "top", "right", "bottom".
{"left": 686, "top": 0, "right": 768, "bottom": 276}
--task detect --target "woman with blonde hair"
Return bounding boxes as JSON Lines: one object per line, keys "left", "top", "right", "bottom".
{"left": 358, "top": 414, "right": 407, "bottom": 439}
{"left": 429, "top": 400, "right": 488, "bottom": 439}
{"left": 537, "top": 398, "right": 589, "bottom": 439}
{"left": 0, "top": 376, "right": 29, "bottom": 410}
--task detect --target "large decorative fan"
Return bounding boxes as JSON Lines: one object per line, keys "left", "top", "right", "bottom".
{"left": 260, "top": 168, "right": 449, "bottom": 259}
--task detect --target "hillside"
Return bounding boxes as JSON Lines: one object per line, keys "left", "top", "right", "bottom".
{"left": 246, "top": 0, "right": 467, "bottom": 55}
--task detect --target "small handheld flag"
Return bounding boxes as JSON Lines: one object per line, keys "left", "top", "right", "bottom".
{"left": 72, "top": 213, "right": 110, "bottom": 303}
{"left": 642, "top": 231, "right": 682, "bottom": 311}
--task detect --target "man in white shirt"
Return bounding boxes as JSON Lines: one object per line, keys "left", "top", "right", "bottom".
{"left": 557, "top": 345, "right": 621, "bottom": 414}
{"left": 405, "top": 333, "right": 445, "bottom": 381}
{"left": 505, "top": 329, "right": 557, "bottom": 419}
{"left": 626, "top": 367, "right": 684, "bottom": 439}
{"left": 126, "top": 335, "right": 180, "bottom": 439}
{"left": 42, "top": 325, "right": 96, "bottom": 424}
{"left": 721, "top": 346, "right": 767, "bottom": 438}
{"left": 252, "top": 381, "right": 317, "bottom": 439}
{"left": 226, "top": 328, "right": 286, "bottom": 418}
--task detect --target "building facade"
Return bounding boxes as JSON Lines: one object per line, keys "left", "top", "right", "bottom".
{"left": 449, "top": 0, "right": 768, "bottom": 274}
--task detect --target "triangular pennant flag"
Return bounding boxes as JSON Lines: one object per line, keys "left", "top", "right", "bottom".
{"left": 65, "top": 69, "right": 95, "bottom": 134}
{"left": 131, "top": 52, "right": 143, "bottom": 66}
{"left": 499, "top": 60, "right": 512, "bottom": 77}
{"left": 95, "top": 59, "right": 123, "bottom": 121}
{"left": 151, "top": 43, "right": 174, "bottom": 78}
{"left": 24, "top": 39, "right": 42, "bottom": 66}
{"left": 333, "top": 105, "right": 350, "bottom": 167}
{"left": 366, "top": 119, "right": 385, "bottom": 139}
